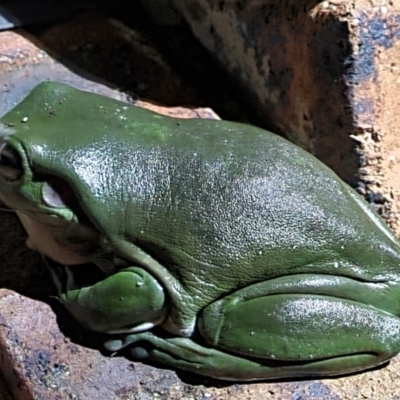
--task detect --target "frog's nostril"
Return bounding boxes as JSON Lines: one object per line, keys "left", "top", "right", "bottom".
{"left": 0, "top": 142, "right": 22, "bottom": 181}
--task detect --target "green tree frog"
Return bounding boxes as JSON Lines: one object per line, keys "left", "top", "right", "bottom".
{"left": 1, "top": 82, "right": 400, "bottom": 381}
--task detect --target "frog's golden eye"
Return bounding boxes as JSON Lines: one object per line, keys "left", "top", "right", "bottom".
{"left": 0, "top": 142, "right": 22, "bottom": 182}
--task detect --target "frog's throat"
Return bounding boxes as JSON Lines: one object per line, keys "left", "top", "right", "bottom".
{"left": 108, "top": 235, "right": 196, "bottom": 337}
{"left": 17, "top": 210, "right": 99, "bottom": 265}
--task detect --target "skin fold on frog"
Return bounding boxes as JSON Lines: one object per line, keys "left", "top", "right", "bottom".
{"left": 1, "top": 82, "right": 400, "bottom": 381}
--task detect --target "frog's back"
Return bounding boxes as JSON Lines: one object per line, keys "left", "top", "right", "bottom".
{"left": 120, "top": 119, "right": 400, "bottom": 295}
{"left": 69, "top": 114, "right": 400, "bottom": 301}
{"left": 10, "top": 83, "right": 400, "bottom": 304}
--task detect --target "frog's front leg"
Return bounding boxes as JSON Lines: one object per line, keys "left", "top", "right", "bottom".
{"left": 105, "top": 275, "right": 400, "bottom": 381}
{"left": 57, "top": 266, "right": 167, "bottom": 333}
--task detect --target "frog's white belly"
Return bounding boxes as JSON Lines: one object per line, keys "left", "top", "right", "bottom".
{"left": 17, "top": 211, "right": 96, "bottom": 265}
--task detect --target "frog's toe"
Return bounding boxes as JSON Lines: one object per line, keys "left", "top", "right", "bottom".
{"left": 104, "top": 333, "right": 211, "bottom": 364}
{"left": 130, "top": 346, "right": 151, "bottom": 359}
{"left": 104, "top": 332, "right": 153, "bottom": 352}
{"left": 104, "top": 338, "right": 124, "bottom": 352}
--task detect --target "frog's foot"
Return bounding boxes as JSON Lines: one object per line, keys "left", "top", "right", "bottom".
{"left": 103, "top": 314, "right": 397, "bottom": 382}
{"left": 196, "top": 292, "right": 400, "bottom": 380}
{"left": 104, "top": 332, "right": 278, "bottom": 381}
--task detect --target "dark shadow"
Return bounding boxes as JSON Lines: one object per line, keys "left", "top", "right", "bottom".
{"left": 0, "top": 212, "right": 52, "bottom": 300}
{"left": 14, "top": 2, "right": 251, "bottom": 122}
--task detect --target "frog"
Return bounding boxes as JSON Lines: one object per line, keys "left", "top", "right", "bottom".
{"left": 1, "top": 82, "right": 400, "bottom": 381}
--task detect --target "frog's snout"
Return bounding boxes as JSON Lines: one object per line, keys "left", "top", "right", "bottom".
{"left": 0, "top": 141, "right": 22, "bottom": 182}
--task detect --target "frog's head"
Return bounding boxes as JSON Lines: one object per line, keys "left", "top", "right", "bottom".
{"left": 0, "top": 125, "right": 108, "bottom": 269}
{"left": 0, "top": 82, "right": 119, "bottom": 268}
{"left": 0, "top": 83, "right": 170, "bottom": 334}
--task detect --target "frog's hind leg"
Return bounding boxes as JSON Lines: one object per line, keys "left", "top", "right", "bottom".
{"left": 104, "top": 294, "right": 400, "bottom": 381}
{"left": 105, "top": 275, "right": 400, "bottom": 381}
{"left": 197, "top": 278, "right": 400, "bottom": 379}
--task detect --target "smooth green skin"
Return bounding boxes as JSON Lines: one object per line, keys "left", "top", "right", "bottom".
{"left": 58, "top": 266, "right": 167, "bottom": 333}
{"left": 2, "top": 83, "right": 400, "bottom": 381}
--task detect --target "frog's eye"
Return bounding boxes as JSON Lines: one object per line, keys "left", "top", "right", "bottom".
{"left": 0, "top": 142, "right": 22, "bottom": 182}
{"left": 41, "top": 175, "right": 80, "bottom": 212}
{"left": 42, "top": 181, "right": 66, "bottom": 208}
{"left": 40, "top": 175, "right": 93, "bottom": 226}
